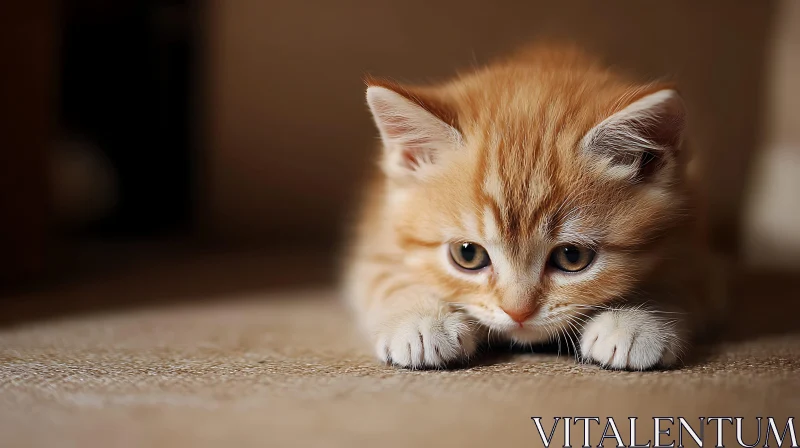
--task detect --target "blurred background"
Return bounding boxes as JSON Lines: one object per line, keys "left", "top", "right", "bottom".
{"left": 1, "top": 0, "right": 798, "bottom": 326}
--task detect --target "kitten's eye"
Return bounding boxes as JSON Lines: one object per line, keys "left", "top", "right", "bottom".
{"left": 449, "top": 242, "right": 491, "bottom": 271}
{"left": 549, "top": 245, "right": 595, "bottom": 272}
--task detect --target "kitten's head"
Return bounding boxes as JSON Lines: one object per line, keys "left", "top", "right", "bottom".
{"left": 365, "top": 47, "right": 689, "bottom": 343}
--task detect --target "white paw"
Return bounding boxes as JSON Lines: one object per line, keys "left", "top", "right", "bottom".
{"left": 580, "top": 309, "right": 683, "bottom": 370}
{"left": 375, "top": 311, "right": 478, "bottom": 369}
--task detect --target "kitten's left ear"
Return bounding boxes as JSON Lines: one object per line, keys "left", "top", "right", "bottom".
{"left": 582, "top": 88, "right": 686, "bottom": 181}
{"left": 366, "top": 83, "right": 463, "bottom": 180}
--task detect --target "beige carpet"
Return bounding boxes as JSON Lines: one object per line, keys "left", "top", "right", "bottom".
{"left": 2, "top": 251, "right": 799, "bottom": 447}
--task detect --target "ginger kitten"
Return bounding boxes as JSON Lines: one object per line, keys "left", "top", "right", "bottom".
{"left": 345, "top": 45, "right": 718, "bottom": 370}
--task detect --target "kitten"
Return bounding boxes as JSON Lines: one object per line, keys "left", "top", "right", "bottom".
{"left": 344, "top": 45, "right": 720, "bottom": 371}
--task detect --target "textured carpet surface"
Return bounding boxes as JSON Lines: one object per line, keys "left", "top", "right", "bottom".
{"left": 2, "top": 253, "right": 799, "bottom": 447}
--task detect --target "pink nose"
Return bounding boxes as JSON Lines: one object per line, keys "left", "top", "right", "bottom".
{"left": 502, "top": 307, "right": 535, "bottom": 324}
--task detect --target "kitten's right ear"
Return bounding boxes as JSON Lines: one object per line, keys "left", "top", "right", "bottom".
{"left": 366, "top": 84, "right": 462, "bottom": 180}
{"left": 582, "top": 88, "right": 686, "bottom": 182}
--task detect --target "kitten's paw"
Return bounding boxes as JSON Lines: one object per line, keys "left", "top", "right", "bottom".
{"left": 375, "top": 311, "right": 478, "bottom": 369}
{"left": 580, "top": 309, "right": 683, "bottom": 370}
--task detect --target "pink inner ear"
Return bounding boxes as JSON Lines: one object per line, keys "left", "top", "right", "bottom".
{"left": 400, "top": 147, "right": 436, "bottom": 170}
{"left": 373, "top": 102, "right": 438, "bottom": 170}
{"left": 367, "top": 85, "right": 461, "bottom": 175}
{"left": 380, "top": 114, "right": 413, "bottom": 139}
{"left": 401, "top": 148, "right": 423, "bottom": 170}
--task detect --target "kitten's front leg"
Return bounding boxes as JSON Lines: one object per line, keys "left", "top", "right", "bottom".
{"left": 579, "top": 308, "right": 685, "bottom": 370}
{"left": 369, "top": 296, "right": 482, "bottom": 369}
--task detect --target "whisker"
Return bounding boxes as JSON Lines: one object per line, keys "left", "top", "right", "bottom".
{"left": 564, "top": 320, "right": 582, "bottom": 361}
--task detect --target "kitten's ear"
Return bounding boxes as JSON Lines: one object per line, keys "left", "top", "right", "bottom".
{"left": 366, "top": 84, "right": 462, "bottom": 180}
{"left": 582, "top": 88, "right": 685, "bottom": 181}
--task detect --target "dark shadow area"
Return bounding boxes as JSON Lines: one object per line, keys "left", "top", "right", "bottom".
{"left": 718, "top": 268, "right": 800, "bottom": 341}
{"left": 57, "top": 1, "right": 197, "bottom": 237}
{"left": 0, "top": 243, "right": 336, "bottom": 328}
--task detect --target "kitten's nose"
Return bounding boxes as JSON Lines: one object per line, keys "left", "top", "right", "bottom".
{"left": 502, "top": 307, "right": 535, "bottom": 324}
